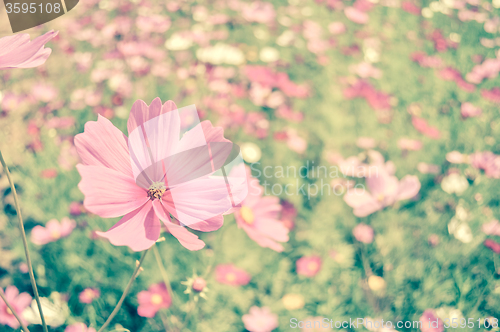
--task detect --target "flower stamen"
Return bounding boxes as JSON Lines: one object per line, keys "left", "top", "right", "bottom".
{"left": 148, "top": 182, "right": 167, "bottom": 200}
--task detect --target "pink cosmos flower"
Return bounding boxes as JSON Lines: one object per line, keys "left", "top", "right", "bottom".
{"left": 398, "top": 138, "right": 423, "bottom": 151}
{"left": 402, "top": 1, "right": 421, "bottom": 15}
{"left": 31, "top": 218, "right": 76, "bottom": 245}
{"left": 344, "top": 7, "right": 369, "bottom": 24}
{"left": 242, "top": 306, "right": 279, "bottom": 332}
{"left": 242, "top": 2, "right": 276, "bottom": 24}
{"left": 328, "top": 22, "right": 347, "bottom": 35}
{"left": 0, "top": 286, "right": 32, "bottom": 329}
{"left": 234, "top": 167, "right": 289, "bottom": 252}
{"left": 470, "top": 151, "right": 500, "bottom": 178}
{"left": 296, "top": 256, "right": 322, "bottom": 277}
{"left": 215, "top": 264, "right": 251, "bottom": 286}
{"left": 482, "top": 87, "right": 500, "bottom": 103}
{"left": 344, "top": 166, "right": 421, "bottom": 217}
{"left": 65, "top": 323, "right": 97, "bottom": 332}
{"left": 460, "top": 102, "right": 482, "bottom": 118}
{"left": 0, "top": 30, "right": 58, "bottom": 69}
{"left": 137, "top": 283, "right": 171, "bottom": 318}
{"left": 412, "top": 117, "right": 441, "bottom": 139}
{"left": 75, "top": 98, "right": 247, "bottom": 251}
{"left": 420, "top": 309, "right": 444, "bottom": 332}
{"left": 78, "top": 288, "right": 100, "bottom": 304}
{"left": 353, "top": 223, "right": 374, "bottom": 243}
{"left": 482, "top": 220, "right": 500, "bottom": 236}
{"left": 484, "top": 239, "right": 500, "bottom": 254}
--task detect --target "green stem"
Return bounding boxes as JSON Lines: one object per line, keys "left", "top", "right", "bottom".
{"left": 97, "top": 249, "right": 149, "bottom": 332}
{"left": 152, "top": 244, "right": 177, "bottom": 303}
{"left": 0, "top": 151, "right": 49, "bottom": 332}
{"left": 0, "top": 287, "right": 31, "bottom": 332}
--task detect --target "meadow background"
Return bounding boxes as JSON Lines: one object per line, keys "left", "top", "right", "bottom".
{"left": 1, "top": 0, "right": 500, "bottom": 331}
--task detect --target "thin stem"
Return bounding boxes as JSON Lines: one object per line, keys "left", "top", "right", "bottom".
{"left": 97, "top": 249, "right": 149, "bottom": 332}
{"left": 0, "top": 151, "right": 48, "bottom": 332}
{"left": 152, "top": 244, "right": 177, "bottom": 303}
{"left": 0, "top": 287, "right": 31, "bottom": 332}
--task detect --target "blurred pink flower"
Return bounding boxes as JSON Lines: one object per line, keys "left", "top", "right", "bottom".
{"left": 69, "top": 202, "right": 85, "bottom": 216}
{"left": 31, "top": 83, "right": 58, "bottom": 103}
{"left": 343, "top": 80, "right": 391, "bottom": 111}
{"left": 215, "top": 264, "right": 251, "bottom": 286}
{"left": 417, "top": 162, "right": 440, "bottom": 174}
{"left": 482, "top": 220, "right": 500, "bottom": 236}
{"left": 481, "top": 87, "right": 500, "bottom": 103}
{"left": 470, "top": 151, "right": 500, "bottom": 178}
{"left": 484, "top": 239, "right": 500, "bottom": 254}
{"left": 420, "top": 309, "right": 444, "bottom": 332}
{"left": 0, "top": 30, "right": 58, "bottom": 69}
{"left": 466, "top": 57, "right": 500, "bottom": 83}
{"left": 31, "top": 218, "right": 76, "bottom": 245}
{"left": 328, "top": 22, "right": 347, "bottom": 35}
{"left": 192, "top": 277, "right": 207, "bottom": 292}
{"left": 136, "top": 15, "right": 171, "bottom": 33}
{"left": 76, "top": 98, "right": 242, "bottom": 251}
{"left": 460, "top": 102, "right": 482, "bottom": 118}
{"left": 78, "top": 288, "right": 100, "bottom": 304}
{"left": 242, "top": 2, "right": 276, "bottom": 24}
{"left": 242, "top": 306, "right": 279, "bottom": 332}
{"left": 296, "top": 256, "right": 322, "bottom": 277}
{"left": 0, "top": 286, "right": 32, "bottom": 329}
{"left": 137, "top": 283, "right": 171, "bottom": 318}
{"left": 353, "top": 223, "right": 374, "bottom": 243}
{"left": 356, "top": 137, "right": 376, "bottom": 149}
{"left": 402, "top": 1, "right": 421, "bottom": 15}
{"left": 276, "top": 105, "right": 304, "bottom": 122}
{"left": 344, "top": 166, "right": 420, "bottom": 217}
{"left": 412, "top": 117, "right": 441, "bottom": 139}
{"left": 398, "top": 138, "right": 423, "bottom": 151}
{"left": 234, "top": 168, "right": 289, "bottom": 252}
{"left": 65, "top": 323, "right": 97, "bottom": 332}
{"left": 344, "top": 7, "right": 369, "bottom": 24}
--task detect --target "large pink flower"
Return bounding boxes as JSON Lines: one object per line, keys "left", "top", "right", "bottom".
{"left": 75, "top": 98, "right": 247, "bottom": 251}
{"left": 0, "top": 286, "right": 32, "bottom": 329}
{"left": 137, "top": 283, "right": 171, "bottom": 318}
{"left": 344, "top": 166, "right": 420, "bottom": 217}
{"left": 0, "top": 30, "right": 58, "bottom": 70}
{"left": 234, "top": 167, "right": 289, "bottom": 252}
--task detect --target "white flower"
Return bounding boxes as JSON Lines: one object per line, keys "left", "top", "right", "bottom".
{"left": 23, "top": 292, "right": 70, "bottom": 327}
{"left": 165, "top": 33, "right": 193, "bottom": 51}
{"left": 196, "top": 43, "right": 245, "bottom": 65}
{"left": 441, "top": 173, "right": 469, "bottom": 195}
{"left": 259, "top": 47, "right": 280, "bottom": 62}
{"left": 448, "top": 218, "right": 473, "bottom": 243}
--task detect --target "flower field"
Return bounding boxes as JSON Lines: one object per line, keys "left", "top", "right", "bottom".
{"left": 1, "top": 0, "right": 500, "bottom": 331}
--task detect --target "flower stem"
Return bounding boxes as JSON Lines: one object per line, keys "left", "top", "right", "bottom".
{"left": 152, "top": 244, "right": 177, "bottom": 303}
{"left": 0, "top": 151, "right": 49, "bottom": 332}
{"left": 0, "top": 287, "right": 31, "bottom": 332}
{"left": 97, "top": 249, "right": 149, "bottom": 332}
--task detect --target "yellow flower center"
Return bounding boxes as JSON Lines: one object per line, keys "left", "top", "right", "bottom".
{"left": 6, "top": 307, "right": 13, "bottom": 315}
{"left": 151, "top": 294, "right": 163, "bottom": 305}
{"left": 226, "top": 273, "right": 236, "bottom": 282}
{"left": 307, "top": 261, "right": 318, "bottom": 271}
{"left": 51, "top": 230, "right": 61, "bottom": 239}
{"left": 240, "top": 206, "right": 255, "bottom": 224}
{"left": 376, "top": 193, "right": 384, "bottom": 202}
{"left": 148, "top": 182, "right": 167, "bottom": 200}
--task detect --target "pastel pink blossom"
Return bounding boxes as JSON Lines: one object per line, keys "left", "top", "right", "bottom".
{"left": 242, "top": 2, "right": 276, "bottom": 24}
{"left": 215, "top": 264, "right": 251, "bottom": 286}
{"left": 460, "top": 102, "right": 482, "bottom": 118}
{"left": 137, "top": 283, "right": 171, "bottom": 318}
{"left": 481, "top": 87, "right": 500, "bottom": 103}
{"left": 420, "top": 309, "right": 444, "bottom": 332}
{"left": 482, "top": 220, "right": 500, "bottom": 236}
{"left": 0, "top": 286, "right": 32, "bottom": 329}
{"left": 353, "top": 223, "right": 374, "bottom": 243}
{"left": 485, "top": 239, "right": 500, "bottom": 254}
{"left": 328, "top": 22, "right": 347, "bottom": 35}
{"left": 402, "top": 1, "right": 421, "bottom": 15}
{"left": 234, "top": 167, "right": 289, "bottom": 252}
{"left": 397, "top": 138, "right": 423, "bottom": 151}
{"left": 31, "top": 217, "right": 76, "bottom": 245}
{"left": 0, "top": 30, "right": 58, "bottom": 69}
{"left": 470, "top": 151, "right": 500, "bottom": 178}
{"left": 242, "top": 306, "right": 279, "bottom": 332}
{"left": 75, "top": 98, "right": 247, "bottom": 251}
{"left": 412, "top": 117, "right": 441, "bottom": 139}
{"left": 78, "top": 288, "right": 100, "bottom": 304}
{"left": 65, "top": 323, "right": 97, "bottom": 332}
{"left": 344, "top": 166, "right": 421, "bottom": 217}
{"left": 296, "top": 256, "right": 322, "bottom": 277}
{"left": 344, "top": 7, "right": 369, "bottom": 24}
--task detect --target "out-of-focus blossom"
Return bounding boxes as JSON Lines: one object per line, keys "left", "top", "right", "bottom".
{"left": 448, "top": 217, "right": 472, "bottom": 243}
{"left": 481, "top": 87, "right": 500, "bottom": 103}
{"left": 282, "top": 294, "right": 305, "bottom": 311}
{"left": 345, "top": 7, "right": 369, "bottom": 24}
{"left": 137, "top": 283, "right": 171, "bottom": 318}
{"left": 446, "top": 151, "right": 467, "bottom": 164}
{"left": 353, "top": 223, "right": 374, "bottom": 243}
{"left": 215, "top": 264, "right": 251, "bottom": 286}
{"left": 31, "top": 218, "right": 76, "bottom": 245}
{"left": 328, "top": 22, "right": 347, "bottom": 35}
{"left": 235, "top": 167, "right": 289, "bottom": 252}
{"left": 136, "top": 15, "right": 171, "bottom": 33}
{"left": 260, "top": 47, "right": 280, "bottom": 62}
{"left": 356, "top": 137, "right": 376, "bottom": 149}
{"left": 0, "top": 30, "right": 58, "bottom": 69}
{"left": 276, "top": 105, "right": 304, "bottom": 122}
{"left": 402, "top": 1, "right": 421, "bottom": 15}
{"left": 420, "top": 309, "right": 444, "bottom": 332}
{"left": 470, "top": 151, "right": 500, "bottom": 178}
{"left": 344, "top": 166, "right": 420, "bottom": 217}
{"left": 350, "top": 62, "right": 382, "bottom": 79}
{"left": 368, "top": 275, "right": 386, "bottom": 292}
{"left": 465, "top": 57, "right": 500, "bottom": 83}
{"left": 65, "top": 323, "right": 97, "bottom": 332}
{"left": 196, "top": 43, "right": 245, "bottom": 65}
{"left": 412, "top": 117, "right": 441, "bottom": 139}
{"left": 296, "top": 256, "right": 322, "bottom": 277}
{"left": 417, "top": 162, "right": 440, "bottom": 174}
{"left": 411, "top": 52, "right": 444, "bottom": 68}
{"left": 78, "top": 288, "right": 100, "bottom": 304}
{"left": 242, "top": 2, "right": 276, "bottom": 24}
{"left": 165, "top": 32, "right": 193, "bottom": 51}
{"left": 0, "top": 286, "right": 31, "bottom": 329}
{"left": 484, "top": 239, "right": 500, "bottom": 254}
{"left": 343, "top": 80, "right": 392, "bottom": 112}
{"left": 41, "top": 168, "right": 58, "bottom": 178}
{"left": 23, "top": 292, "right": 70, "bottom": 327}
{"left": 482, "top": 220, "right": 500, "bottom": 236}
{"left": 398, "top": 138, "right": 423, "bottom": 151}
{"left": 31, "top": 83, "right": 58, "bottom": 103}
{"left": 441, "top": 173, "right": 469, "bottom": 195}
{"left": 242, "top": 306, "right": 279, "bottom": 332}
{"left": 460, "top": 102, "right": 482, "bottom": 119}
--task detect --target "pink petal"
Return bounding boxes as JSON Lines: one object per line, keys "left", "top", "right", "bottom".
{"left": 344, "top": 191, "right": 382, "bottom": 217}
{"left": 77, "top": 164, "right": 148, "bottom": 218}
{"left": 60, "top": 217, "right": 76, "bottom": 237}
{"left": 396, "top": 175, "right": 421, "bottom": 201}
{"left": 96, "top": 201, "right": 160, "bottom": 251}
{"left": 243, "top": 224, "right": 284, "bottom": 252}
{"left": 31, "top": 226, "right": 53, "bottom": 245}
{"left": 152, "top": 200, "right": 205, "bottom": 250}
{"left": 75, "top": 115, "right": 133, "bottom": 177}
{"left": 0, "top": 31, "right": 58, "bottom": 69}
{"left": 127, "top": 98, "right": 177, "bottom": 134}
